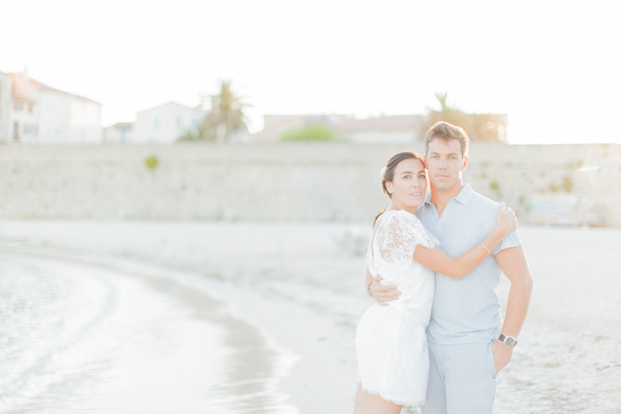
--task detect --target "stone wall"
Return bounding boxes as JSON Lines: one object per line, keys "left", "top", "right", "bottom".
{"left": 0, "top": 142, "right": 619, "bottom": 226}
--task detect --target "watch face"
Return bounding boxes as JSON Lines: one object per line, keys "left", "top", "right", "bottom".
{"left": 504, "top": 336, "right": 516, "bottom": 348}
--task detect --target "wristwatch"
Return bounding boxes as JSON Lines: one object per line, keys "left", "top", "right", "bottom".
{"left": 498, "top": 334, "right": 517, "bottom": 348}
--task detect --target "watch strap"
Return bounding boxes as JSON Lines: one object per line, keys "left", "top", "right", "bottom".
{"left": 498, "top": 334, "right": 517, "bottom": 347}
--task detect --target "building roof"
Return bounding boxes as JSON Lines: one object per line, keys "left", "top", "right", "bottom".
{"left": 105, "top": 122, "right": 133, "bottom": 129}
{"left": 10, "top": 72, "right": 37, "bottom": 102}
{"left": 137, "top": 101, "right": 205, "bottom": 115}
{"left": 10, "top": 71, "right": 101, "bottom": 105}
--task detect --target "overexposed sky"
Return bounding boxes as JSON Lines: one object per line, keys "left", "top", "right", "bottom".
{"left": 1, "top": 0, "right": 620, "bottom": 144}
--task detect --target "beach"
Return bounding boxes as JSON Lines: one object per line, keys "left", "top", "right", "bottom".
{"left": 0, "top": 220, "right": 619, "bottom": 413}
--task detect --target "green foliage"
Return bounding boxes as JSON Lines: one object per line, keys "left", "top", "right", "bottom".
{"left": 562, "top": 175, "right": 574, "bottom": 192}
{"left": 548, "top": 176, "right": 574, "bottom": 193}
{"left": 177, "top": 79, "right": 250, "bottom": 143}
{"left": 282, "top": 124, "right": 335, "bottom": 141}
{"left": 489, "top": 181, "right": 500, "bottom": 192}
{"left": 420, "top": 92, "right": 507, "bottom": 142}
{"left": 145, "top": 155, "right": 159, "bottom": 170}
{"left": 178, "top": 126, "right": 210, "bottom": 142}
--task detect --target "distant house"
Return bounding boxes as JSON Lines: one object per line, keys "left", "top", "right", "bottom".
{"left": 0, "top": 72, "right": 11, "bottom": 143}
{"left": 254, "top": 114, "right": 349, "bottom": 142}
{"left": 254, "top": 113, "right": 511, "bottom": 144}
{"left": 7, "top": 71, "right": 103, "bottom": 144}
{"left": 333, "top": 115, "right": 426, "bottom": 143}
{"left": 254, "top": 114, "right": 426, "bottom": 143}
{"left": 9, "top": 71, "right": 39, "bottom": 143}
{"left": 104, "top": 122, "right": 133, "bottom": 144}
{"left": 132, "top": 101, "right": 205, "bottom": 144}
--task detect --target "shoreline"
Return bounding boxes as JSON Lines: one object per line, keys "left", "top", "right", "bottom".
{"left": 1, "top": 220, "right": 620, "bottom": 413}
{"left": 0, "top": 246, "right": 299, "bottom": 414}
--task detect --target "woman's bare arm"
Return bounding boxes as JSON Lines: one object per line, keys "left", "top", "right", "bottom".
{"left": 365, "top": 267, "right": 400, "bottom": 305}
{"left": 413, "top": 203, "right": 517, "bottom": 280}
{"left": 413, "top": 227, "right": 506, "bottom": 279}
{"left": 365, "top": 268, "right": 373, "bottom": 295}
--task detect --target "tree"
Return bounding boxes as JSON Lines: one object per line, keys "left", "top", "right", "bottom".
{"left": 184, "top": 79, "right": 250, "bottom": 143}
{"left": 419, "top": 92, "right": 507, "bottom": 142}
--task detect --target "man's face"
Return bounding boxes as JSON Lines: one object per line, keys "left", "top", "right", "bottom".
{"left": 424, "top": 138, "right": 468, "bottom": 192}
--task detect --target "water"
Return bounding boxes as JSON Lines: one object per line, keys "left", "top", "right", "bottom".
{"left": 0, "top": 250, "right": 297, "bottom": 414}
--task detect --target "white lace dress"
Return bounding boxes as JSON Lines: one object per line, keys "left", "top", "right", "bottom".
{"left": 355, "top": 209, "right": 440, "bottom": 407}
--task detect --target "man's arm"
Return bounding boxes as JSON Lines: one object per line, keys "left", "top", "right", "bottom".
{"left": 492, "top": 245, "right": 533, "bottom": 372}
{"left": 365, "top": 268, "right": 401, "bottom": 306}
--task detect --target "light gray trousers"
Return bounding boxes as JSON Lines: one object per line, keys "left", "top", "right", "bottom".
{"left": 422, "top": 339, "right": 498, "bottom": 414}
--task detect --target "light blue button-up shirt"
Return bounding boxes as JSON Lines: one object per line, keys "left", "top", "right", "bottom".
{"left": 417, "top": 184, "right": 521, "bottom": 345}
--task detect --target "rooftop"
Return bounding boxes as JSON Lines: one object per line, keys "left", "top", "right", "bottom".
{"left": 11, "top": 71, "right": 101, "bottom": 105}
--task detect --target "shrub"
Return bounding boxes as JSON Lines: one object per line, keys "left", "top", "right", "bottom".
{"left": 282, "top": 124, "right": 334, "bottom": 141}
{"left": 562, "top": 176, "right": 573, "bottom": 192}
{"left": 145, "top": 155, "right": 159, "bottom": 170}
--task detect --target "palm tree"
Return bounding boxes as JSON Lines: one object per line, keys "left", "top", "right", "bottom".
{"left": 422, "top": 92, "right": 462, "bottom": 129}
{"left": 419, "top": 92, "right": 506, "bottom": 142}
{"left": 201, "top": 79, "right": 250, "bottom": 143}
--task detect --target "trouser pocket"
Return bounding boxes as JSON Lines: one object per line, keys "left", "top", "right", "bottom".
{"left": 487, "top": 340, "right": 497, "bottom": 377}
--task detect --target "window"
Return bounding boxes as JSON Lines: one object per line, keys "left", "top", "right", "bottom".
{"left": 152, "top": 116, "right": 161, "bottom": 130}
{"left": 14, "top": 101, "right": 23, "bottom": 111}
{"left": 13, "top": 122, "right": 20, "bottom": 141}
{"left": 23, "top": 124, "right": 39, "bottom": 135}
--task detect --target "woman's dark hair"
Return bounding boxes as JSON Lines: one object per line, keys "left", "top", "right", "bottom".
{"left": 373, "top": 151, "right": 425, "bottom": 226}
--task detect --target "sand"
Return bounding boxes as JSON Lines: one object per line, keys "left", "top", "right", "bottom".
{"left": 1, "top": 220, "right": 620, "bottom": 413}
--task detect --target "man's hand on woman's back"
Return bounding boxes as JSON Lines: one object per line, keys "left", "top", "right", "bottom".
{"left": 369, "top": 275, "right": 401, "bottom": 306}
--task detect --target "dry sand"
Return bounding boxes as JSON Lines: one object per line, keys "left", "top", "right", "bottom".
{"left": 1, "top": 220, "right": 620, "bottom": 413}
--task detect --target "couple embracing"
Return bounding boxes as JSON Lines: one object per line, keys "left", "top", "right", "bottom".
{"left": 353, "top": 122, "right": 533, "bottom": 414}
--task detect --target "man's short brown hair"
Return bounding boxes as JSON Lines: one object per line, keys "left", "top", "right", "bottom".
{"left": 424, "top": 121, "right": 469, "bottom": 158}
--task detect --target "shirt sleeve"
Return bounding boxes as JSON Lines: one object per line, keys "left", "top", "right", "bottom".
{"left": 377, "top": 211, "right": 439, "bottom": 266}
{"left": 493, "top": 228, "right": 522, "bottom": 255}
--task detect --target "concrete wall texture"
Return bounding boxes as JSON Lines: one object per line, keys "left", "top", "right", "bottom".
{"left": 1, "top": 142, "right": 620, "bottom": 226}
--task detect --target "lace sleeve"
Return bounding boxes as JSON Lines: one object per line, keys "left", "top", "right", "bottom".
{"left": 377, "top": 210, "right": 440, "bottom": 266}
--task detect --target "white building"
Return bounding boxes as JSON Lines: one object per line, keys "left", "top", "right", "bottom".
{"left": 9, "top": 71, "right": 39, "bottom": 143}
{"left": 0, "top": 72, "right": 11, "bottom": 143}
{"left": 132, "top": 101, "right": 204, "bottom": 144}
{"left": 103, "top": 122, "right": 133, "bottom": 144}
{"left": 7, "top": 71, "right": 102, "bottom": 144}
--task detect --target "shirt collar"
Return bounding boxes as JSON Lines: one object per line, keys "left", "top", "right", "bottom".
{"left": 454, "top": 184, "right": 475, "bottom": 205}
{"left": 424, "top": 183, "right": 474, "bottom": 207}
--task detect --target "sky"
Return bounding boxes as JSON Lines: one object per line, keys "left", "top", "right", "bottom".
{"left": 1, "top": 0, "right": 620, "bottom": 145}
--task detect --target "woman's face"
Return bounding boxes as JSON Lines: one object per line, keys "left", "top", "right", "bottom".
{"left": 385, "top": 158, "right": 427, "bottom": 211}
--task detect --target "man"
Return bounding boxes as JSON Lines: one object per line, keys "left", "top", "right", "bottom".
{"left": 367, "top": 121, "right": 533, "bottom": 414}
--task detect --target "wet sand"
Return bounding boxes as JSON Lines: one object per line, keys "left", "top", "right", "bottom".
{"left": 1, "top": 221, "right": 620, "bottom": 413}
{"left": 0, "top": 244, "right": 296, "bottom": 413}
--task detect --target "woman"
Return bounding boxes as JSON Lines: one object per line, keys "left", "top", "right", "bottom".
{"left": 353, "top": 151, "right": 517, "bottom": 414}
